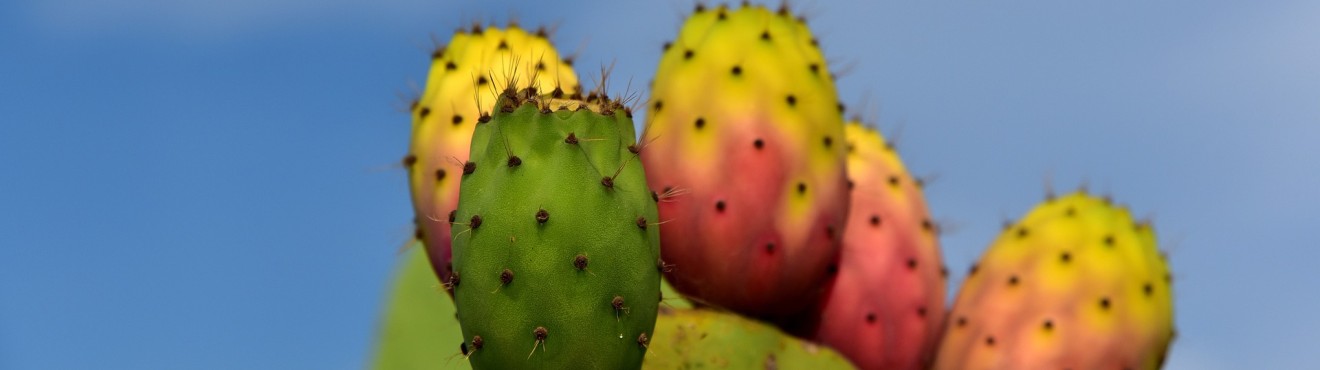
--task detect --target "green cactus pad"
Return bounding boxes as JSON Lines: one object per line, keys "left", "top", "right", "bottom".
{"left": 452, "top": 88, "right": 661, "bottom": 369}
{"left": 643, "top": 307, "right": 856, "bottom": 369}
{"left": 371, "top": 245, "right": 470, "bottom": 370}
{"left": 659, "top": 278, "right": 693, "bottom": 310}
{"left": 406, "top": 25, "right": 580, "bottom": 285}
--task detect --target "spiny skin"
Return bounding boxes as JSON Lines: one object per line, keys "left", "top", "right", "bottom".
{"left": 407, "top": 25, "right": 580, "bottom": 284}
{"left": 933, "top": 193, "right": 1175, "bottom": 370}
{"left": 806, "top": 123, "right": 945, "bottom": 370}
{"left": 452, "top": 89, "right": 659, "bottom": 369}
{"left": 640, "top": 3, "right": 850, "bottom": 320}
{"left": 643, "top": 307, "right": 856, "bottom": 370}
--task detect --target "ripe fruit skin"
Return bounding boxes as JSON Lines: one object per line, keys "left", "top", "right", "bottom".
{"left": 641, "top": 3, "right": 849, "bottom": 321}
{"left": 933, "top": 192, "right": 1176, "bottom": 370}
{"left": 807, "top": 123, "right": 945, "bottom": 369}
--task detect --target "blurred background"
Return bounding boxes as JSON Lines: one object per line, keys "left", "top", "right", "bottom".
{"left": 2, "top": 0, "right": 1317, "bottom": 368}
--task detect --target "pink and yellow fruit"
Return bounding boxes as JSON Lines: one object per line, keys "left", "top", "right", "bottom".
{"left": 807, "top": 122, "right": 946, "bottom": 369}
{"left": 640, "top": 3, "right": 850, "bottom": 321}
{"left": 933, "top": 192, "right": 1175, "bottom": 370}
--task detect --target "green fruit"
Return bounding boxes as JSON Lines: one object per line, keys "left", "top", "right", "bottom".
{"left": 660, "top": 278, "right": 692, "bottom": 311}
{"left": 406, "top": 25, "right": 580, "bottom": 286}
{"left": 452, "top": 89, "right": 661, "bottom": 369}
{"left": 643, "top": 307, "right": 856, "bottom": 369}
{"left": 371, "top": 245, "right": 470, "bottom": 370}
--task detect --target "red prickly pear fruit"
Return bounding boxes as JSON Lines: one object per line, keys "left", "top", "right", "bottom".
{"left": 405, "top": 25, "right": 579, "bottom": 285}
{"left": 804, "top": 122, "right": 946, "bottom": 369}
{"left": 933, "top": 192, "right": 1176, "bottom": 370}
{"left": 640, "top": 3, "right": 850, "bottom": 321}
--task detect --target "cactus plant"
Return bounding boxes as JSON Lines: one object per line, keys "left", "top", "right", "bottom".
{"left": 659, "top": 278, "right": 693, "bottom": 311}
{"left": 406, "top": 24, "right": 580, "bottom": 284}
{"left": 371, "top": 245, "right": 470, "bottom": 370}
{"left": 450, "top": 87, "right": 660, "bottom": 369}
{"left": 640, "top": 2, "right": 850, "bottom": 321}
{"left": 643, "top": 307, "right": 856, "bottom": 369}
{"left": 932, "top": 192, "right": 1175, "bottom": 369}
{"left": 804, "top": 122, "right": 946, "bottom": 369}
{"left": 378, "top": 7, "right": 1184, "bottom": 370}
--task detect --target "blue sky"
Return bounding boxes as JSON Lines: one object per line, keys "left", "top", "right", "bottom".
{"left": 1, "top": 0, "right": 1317, "bottom": 368}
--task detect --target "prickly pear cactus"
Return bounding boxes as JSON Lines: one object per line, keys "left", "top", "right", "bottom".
{"left": 406, "top": 24, "right": 580, "bottom": 284}
{"left": 805, "top": 122, "right": 945, "bottom": 369}
{"left": 371, "top": 245, "right": 470, "bottom": 370}
{"left": 659, "top": 278, "right": 693, "bottom": 310}
{"left": 451, "top": 87, "right": 660, "bottom": 369}
{"left": 932, "top": 192, "right": 1175, "bottom": 370}
{"left": 640, "top": 3, "right": 849, "bottom": 320}
{"left": 643, "top": 307, "right": 856, "bottom": 369}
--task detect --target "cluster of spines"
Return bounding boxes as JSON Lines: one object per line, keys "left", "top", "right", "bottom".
{"left": 482, "top": 84, "right": 635, "bottom": 120}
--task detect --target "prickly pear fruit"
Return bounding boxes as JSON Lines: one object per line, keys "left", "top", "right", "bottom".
{"left": 804, "top": 122, "right": 945, "bottom": 369}
{"left": 451, "top": 87, "right": 660, "bottom": 369}
{"left": 933, "top": 192, "right": 1175, "bottom": 370}
{"left": 643, "top": 307, "right": 856, "bottom": 370}
{"left": 406, "top": 24, "right": 580, "bottom": 284}
{"left": 371, "top": 245, "right": 469, "bottom": 370}
{"left": 640, "top": 3, "right": 849, "bottom": 320}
